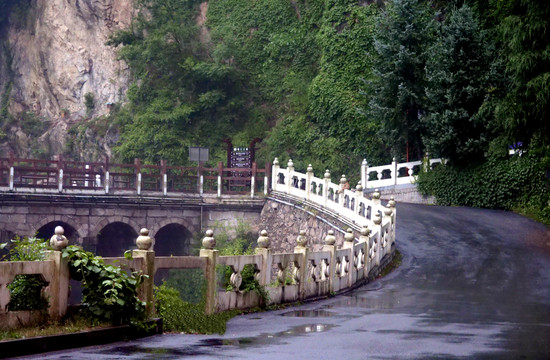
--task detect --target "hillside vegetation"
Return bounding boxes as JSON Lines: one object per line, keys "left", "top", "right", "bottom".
{"left": 99, "top": 0, "right": 549, "bottom": 221}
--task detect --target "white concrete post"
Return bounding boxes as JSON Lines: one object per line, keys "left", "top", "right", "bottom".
{"left": 255, "top": 230, "right": 272, "bottom": 287}
{"left": 373, "top": 188, "right": 381, "bottom": 207}
{"left": 9, "top": 167, "right": 14, "bottom": 191}
{"left": 323, "top": 169, "right": 330, "bottom": 207}
{"left": 58, "top": 169, "right": 63, "bottom": 193}
{"left": 306, "top": 164, "right": 313, "bottom": 200}
{"left": 272, "top": 158, "right": 280, "bottom": 191}
{"left": 287, "top": 159, "right": 294, "bottom": 194}
{"left": 200, "top": 230, "right": 218, "bottom": 315}
{"left": 294, "top": 230, "right": 309, "bottom": 300}
{"left": 361, "top": 159, "right": 368, "bottom": 189}
{"left": 264, "top": 176, "right": 268, "bottom": 195}
{"left": 392, "top": 157, "right": 397, "bottom": 185}
{"left": 250, "top": 175, "right": 255, "bottom": 198}
{"left": 137, "top": 172, "right": 142, "bottom": 195}
{"left": 104, "top": 171, "right": 110, "bottom": 194}
{"left": 163, "top": 173, "right": 168, "bottom": 196}
{"left": 217, "top": 175, "right": 222, "bottom": 197}
{"left": 359, "top": 226, "right": 371, "bottom": 278}
{"left": 199, "top": 175, "right": 204, "bottom": 196}
{"left": 373, "top": 214, "right": 382, "bottom": 267}
{"left": 322, "top": 230, "right": 336, "bottom": 293}
{"left": 355, "top": 181, "right": 363, "bottom": 216}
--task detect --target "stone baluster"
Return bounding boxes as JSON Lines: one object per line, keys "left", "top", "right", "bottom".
{"left": 306, "top": 164, "right": 313, "bottom": 201}
{"left": 294, "top": 230, "right": 309, "bottom": 299}
{"left": 359, "top": 225, "right": 371, "bottom": 278}
{"left": 132, "top": 228, "right": 155, "bottom": 316}
{"left": 323, "top": 169, "right": 330, "bottom": 207}
{"left": 255, "top": 230, "right": 272, "bottom": 287}
{"left": 392, "top": 157, "right": 397, "bottom": 185}
{"left": 372, "top": 188, "right": 381, "bottom": 208}
{"left": 287, "top": 159, "right": 294, "bottom": 194}
{"left": 355, "top": 181, "right": 363, "bottom": 217}
{"left": 339, "top": 174, "right": 347, "bottom": 205}
{"left": 47, "top": 226, "right": 70, "bottom": 321}
{"left": 272, "top": 158, "right": 280, "bottom": 191}
{"left": 388, "top": 196, "right": 397, "bottom": 246}
{"left": 134, "top": 158, "right": 142, "bottom": 195}
{"left": 342, "top": 228, "right": 354, "bottom": 287}
{"left": 322, "top": 230, "right": 337, "bottom": 293}
{"left": 361, "top": 159, "right": 368, "bottom": 189}
{"left": 200, "top": 230, "right": 218, "bottom": 315}
{"left": 372, "top": 214, "right": 382, "bottom": 267}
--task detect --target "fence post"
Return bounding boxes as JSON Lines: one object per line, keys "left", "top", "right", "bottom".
{"left": 271, "top": 158, "right": 279, "bottom": 191}
{"left": 135, "top": 158, "right": 141, "bottom": 195}
{"left": 373, "top": 213, "right": 382, "bottom": 267}
{"left": 359, "top": 225, "right": 371, "bottom": 278}
{"left": 255, "top": 230, "right": 272, "bottom": 287}
{"left": 161, "top": 160, "right": 167, "bottom": 195}
{"left": 217, "top": 162, "right": 223, "bottom": 197}
{"left": 251, "top": 162, "right": 257, "bottom": 198}
{"left": 132, "top": 228, "right": 155, "bottom": 316}
{"left": 392, "top": 157, "right": 397, "bottom": 186}
{"left": 200, "top": 230, "right": 218, "bottom": 315}
{"left": 342, "top": 228, "right": 355, "bottom": 287}
{"left": 339, "top": 174, "right": 347, "bottom": 204}
{"left": 355, "top": 182, "right": 363, "bottom": 217}
{"left": 322, "top": 230, "right": 336, "bottom": 293}
{"left": 305, "top": 164, "right": 313, "bottom": 201}
{"left": 8, "top": 152, "right": 14, "bottom": 191}
{"left": 388, "top": 196, "right": 397, "bottom": 246}
{"left": 198, "top": 162, "right": 204, "bottom": 196}
{"left": 361, "top": 159, "right": 368, "bottom": 189}
{"left": 47, "top": 226, "right": 70, "bottom": 320}
{"left": 287, "top": 159, "right": 294, "bottom": 194}
{"left": 57, "top": 155, "right": 64, "bottom": 193}
{"left": 323, "top": 169, "right": 330, "bottom": 207}
{"left": 423, "top": 152, "right": 430, "bottom": 172}
{"left": 265, "top": 162, "right": 270, "bottom": 195}
{"left": 104, "top": 156, "right": 110, "bottom": 194}
{"left": 294, "top": 230, "right": 309, "bottom": 300}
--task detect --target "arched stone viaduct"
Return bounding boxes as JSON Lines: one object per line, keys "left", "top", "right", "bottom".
{"left": 0, "top": 193, "right": 264, "bottom": 256}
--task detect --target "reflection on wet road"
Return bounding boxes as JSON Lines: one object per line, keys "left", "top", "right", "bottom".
{"left": 16, "top": 204, "right": 550, "bottom": 359}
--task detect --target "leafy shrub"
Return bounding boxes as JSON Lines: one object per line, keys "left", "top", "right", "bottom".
{"left": 1, "top": 236, "right": 49, "bottom": 311}
{"left": 62, "top": 246, "right": 146, "bottom": 325}
{"left": 417, "top": 155, "right": 550, "bottom": 223}
{"left": 154, "top": 284, "right": 237, "bottom": 334}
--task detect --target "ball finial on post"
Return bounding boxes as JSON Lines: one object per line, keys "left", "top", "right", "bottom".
{"left": 257, "top": 230, "right": 270, "bottom": 248}
{"left": 324, "top": 169, "right": 331, "bottom": 179}
{"left": 344, "top": 228, "right": 354, "bottom": 243}
{"left": 136, "top": 228, "right": 153, "bottom": 250}
{"left": 202, "top": 229, "right": 216, "bottom": 250}
{"left": 50, "top": 226, "right": 69, "bottom": 251}
{"left": 324, "top": 230, "right": 336, "bottom": 246}
{"left": 296, "top": 230, "right": 308, "bottom": 247}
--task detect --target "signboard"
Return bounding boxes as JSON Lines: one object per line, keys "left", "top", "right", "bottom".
{"left": 189, "top": 147, "right": 209, "bottom": 163}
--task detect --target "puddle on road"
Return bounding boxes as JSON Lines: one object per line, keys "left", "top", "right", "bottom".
{"left": 280, "top": 309, "right": 335, "bottom": 317}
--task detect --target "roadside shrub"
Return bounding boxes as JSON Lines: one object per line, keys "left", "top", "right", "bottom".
{"left": 417, "top": 155, "right": 549, "bottom": 223}
{"left": 1, "top": 236, "right": 49, "bottom": 311}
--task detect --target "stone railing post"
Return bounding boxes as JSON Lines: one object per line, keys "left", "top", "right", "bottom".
{"left": 198, "top": 162, "right": 204, "bottom": 196}
{"left": 104, "top": 156, "right": 110, "bottom": 194}
{"left": 323, "top": 169, "right": 330, "bottom": 207}
{"left": 47, "top": 226, "right": 70, "bottom": 320}
{"left": 161, "top": 160, "right": 167, "bottom": 195}
{"left": 287, "top": 159, "right": 294, "bottom": 194}
{"left": 392, "top": 157, "right": 397, "bottom": 185}
{"left": 200, "top": 230, "right": 218, "bottom": 315}
{"left": 372, "top": 188, "right": 381, "bottom": 208}
{"left": 251, "top": 162, "right": 257, "bottom": 198}
{"left": 132, "top": 228, "right": 155, "bottom": 317}
{"left": 217, "top": 162, "right": 223, "bottom": 197}
{"left": 388, "top": 196, "right": 397, "bottom": 245}
{"left": 361, "top": 159, "right": 368, "bottom": 189}
{"left": 355, "top": 182, "right": 363, "bottom": 216}
{"left": 57, "top": 154, "right": 64, "bottom": 193}
{"left": 134, "top": 158, "right": 142, "bottom": 195}
{"left": 322, "top": 230, "right": 336, "bottom": 293}
{"left": 271, "top": 158, "right": 280, "bottom": 191}
{"left": 342, "top": 228, "right": 355, "bottom": 287}
{"left": 293, "top": 230, "right": 309, "bottom": 300}
{"left": 373, "top": 214, "right": 382, "bottom": 267}
{"left": 305, "top": 164, "right": 313, "bottom": 200}
{"left": 339, "top": 174, "right": 347, "bottom": 204}
{"left": 359, "top": 225, "right": 371, "bottom": 278}
{"left": 255, "top": 230, "right": 272, "bottom": 287}
{"left": 8, "top": 152, "right": 14, "bottom": 191}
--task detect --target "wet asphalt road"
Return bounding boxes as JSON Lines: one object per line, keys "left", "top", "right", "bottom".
{"left": 16, "top": 203, "right": 550, "bottom": 359}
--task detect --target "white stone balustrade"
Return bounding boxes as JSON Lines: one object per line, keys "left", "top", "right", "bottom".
{"left": 361, "top": 156, "right": 443, "bottom": 189}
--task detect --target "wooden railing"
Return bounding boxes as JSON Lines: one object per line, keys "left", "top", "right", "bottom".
{"left": 0, "top": 154, "right": 270, "bottom": 197}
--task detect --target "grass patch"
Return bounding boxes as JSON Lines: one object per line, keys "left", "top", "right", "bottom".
{"left": 378, "top": 249, "right": 402, "bottom": 278}
{"left": 0, "top": 309, "right": 110, "bottom": 342}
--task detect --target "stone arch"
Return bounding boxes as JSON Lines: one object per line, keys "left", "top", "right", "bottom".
{"left": 89, "top": 216, "right": 141, "bottom": 239}
{"left": 32, "top": 215, "right": 82, "bottom": 244}
{"left": 149, "top": 217, "right": 196, "bottom": 239}
{"left": 153, "top": 222, "right": 193, "bottom": 256}
{"left": 95, "top": 221, "right": 139, "bottom": 257}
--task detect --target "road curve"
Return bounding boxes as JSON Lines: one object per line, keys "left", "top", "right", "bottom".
{"left": 16, "top": 203, "right": 550, "bottom": 359}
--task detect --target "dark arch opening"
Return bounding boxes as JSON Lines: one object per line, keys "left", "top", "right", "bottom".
{"left": 154, "top": 223, "right": 193, "bottom": 256}
{"left": 36, "top": 221, "right": 79, "bottom": 243}
{"left": 96, "top": 222, "right": 138, "bottom": 257}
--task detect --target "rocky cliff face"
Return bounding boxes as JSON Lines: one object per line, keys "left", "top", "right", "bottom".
{"left": 0, "top": 0, "right": 134, "bottom": 158}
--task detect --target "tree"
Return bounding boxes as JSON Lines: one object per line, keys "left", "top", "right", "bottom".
{"left": 422, "top": 5, "right": 496, "bottom": 164}
{"left": 367, "top": 0, "right": 434, "bottom": 161}
{"left": 494, "top": 0, "right": 550, "bottom": 150}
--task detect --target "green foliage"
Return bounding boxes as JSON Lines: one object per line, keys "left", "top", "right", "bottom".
{"left": 422, "top": 4, "right": 498, "bottom": 165}
{"left": 154, "top": 284, "right": 237, "bottom": 334}
{"left": 162, "top": 269, "right": 205, "bottom": 304}
{"left": 1, "top": 236, "right": 49, "bottom": 311}
{"left": 19, "top": 111, "right": 49, "bottom": 137}
{"left": 366, "top": 0, "right": 434, "bottom": 160}
{"left": 62, "top": 246, "right": 146, "bottom": 325}
{"left": 84, "top": 92, "right": 95, "bottom": 117}
{"left": 494, "top": 0, "right": 550, "bottom": 149}
{"left": 417, "top": 155, "right": 549, "bottom": 218}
